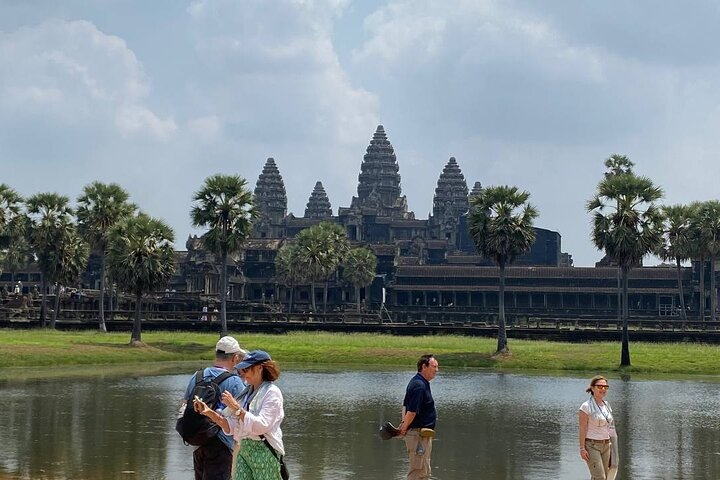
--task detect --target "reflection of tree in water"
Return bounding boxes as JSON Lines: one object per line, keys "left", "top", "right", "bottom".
{"left": 1, "top": 376, "right": 172, "bottom": 479}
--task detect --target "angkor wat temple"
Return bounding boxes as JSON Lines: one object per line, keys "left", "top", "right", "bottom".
{"left": 177, "top": 126, "right": 694, "bottom": 319}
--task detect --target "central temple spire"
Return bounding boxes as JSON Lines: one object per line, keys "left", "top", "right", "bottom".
{"left": 356, "top": 125, "right": 402, "bottom": 206}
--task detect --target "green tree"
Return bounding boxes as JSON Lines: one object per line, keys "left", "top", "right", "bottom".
{"left": 587, "top": 171, "right": 664, "bottom": 366}
{"left": 77, "top": 182, "right": 135, "bottom": 332}
{"left": 275, "top": 243, "right": 305, "bottom": 314}
{"left": 687, "top": 202, "right": 707, "bottom": 318}
{"left": 697, "top": 201, "right": 720, "bottom": 322}
{"left": 296, "top": 222, "right": 349, "bottom": 313}
{"left": 46, "top": 227, "right": 90, "bottom": 328}
{"left": 26, "top": 193, "right": 74, "bottom": 327}
{"left": 190, "top": 174, "right": 257, "bottom": 336}
{"left": 342, "top": 247, "right": 377, "bottom": 313}
{"left": 658, "top": 204, "right": 693, "bottom": 320}
{"left": 0, "top": 184, "right": 27, "bottom": 282}
{"left": 107, "top": 213, "right": 176, "bottom": 345}
{"left": 469, "top": 185, "right": 538, "bottom": 354}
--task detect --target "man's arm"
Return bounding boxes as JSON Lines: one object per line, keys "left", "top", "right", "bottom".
{"left": 399, "top": 411, "right": 416, "bottom": 436}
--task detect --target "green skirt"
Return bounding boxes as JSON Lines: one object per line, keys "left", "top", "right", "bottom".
{"left": 233, "top": 438, "right": 282, "bottom": 480}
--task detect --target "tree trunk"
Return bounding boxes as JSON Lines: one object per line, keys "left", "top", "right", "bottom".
{"left": 616, "top": 266, "right": 621, "bottom": 322}
{"left": 323, "top": 281, "right": 328, "bottom": 313}
{"left": 699, "top": 257, "right": 706, "bottom": 320}
{"left": 130, "top": 293, "right": 142, "bottom": 344}
{"left": 711, "top": 255, "right": 717, "bottom": 322}
{"left": 288, "top": 286, "right": 293, "bottom": 314}
{"left": 40, "top": 274, "right": 47, "bottom": 328}
{"left": 356, "top": 284, "right": 361, "bottom": 313}
{"left": 496, "top": 263, "right": 509, "bottom": 354}
{"left": 220, "top": 251, "right": 228, "bottom": 336}
{"left": 676, "top": 258, "right": 687, "bottom": 321}
{"left": 620, "top": 267, "right": 631, "bottom": 367}
{"left": 50, "top": 284, "right": 60, "bottom": 329}
{"left": 99, "top": 253, "right": 107, "bottom": 332}
{"left": 310, "top": 281, "right": 316, "bottom": 312}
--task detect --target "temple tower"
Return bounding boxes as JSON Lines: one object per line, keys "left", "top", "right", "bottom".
{"left": 431, "top": 157, "right": 469, "bottom": 245}
{"left": 469, "top": 181, "right": 483, "bottom": 200}
{"left": 348, "top": 125, "right": 413, "bottom": 219}
{"left": 304, "top": 181, "right": 332, "bottom": 219}
{"left": 253, "top": 157, "right": 287, "bottom": 237}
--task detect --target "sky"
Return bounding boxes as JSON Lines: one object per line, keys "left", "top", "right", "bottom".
{"left": 2, "top": 0, "right": 720, "bottom": 266}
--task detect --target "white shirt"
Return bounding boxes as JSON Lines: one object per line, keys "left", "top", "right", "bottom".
{"left": 223, "top": 382, "right": 285, "bottom": 456}
{"left": 580, "top": 398, "right": 613, "bottom": 440}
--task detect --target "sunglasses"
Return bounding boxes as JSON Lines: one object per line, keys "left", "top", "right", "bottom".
{"left": 593, "top": 384, "right": 610, "bottom": 390}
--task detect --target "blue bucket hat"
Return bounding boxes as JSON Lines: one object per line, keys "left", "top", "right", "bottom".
{"left": 235, "top": 350, "right": 271, "bottom": 370}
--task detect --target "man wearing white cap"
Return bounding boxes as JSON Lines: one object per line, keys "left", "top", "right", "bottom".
{"left": 182, "top": 336, "right": 246, "bottom": 480}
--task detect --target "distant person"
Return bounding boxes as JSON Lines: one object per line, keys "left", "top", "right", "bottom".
{"left": 195, "top": 350, "right": 286, "bottom": 480}
{"left": 180, "top": 336, "right": 246, "bottom": 480}
{"left": 578, "top": 375, "right": 618, "bottom": 480}
{"left": 398, "top": 354, "right": 439, "bottom": 480}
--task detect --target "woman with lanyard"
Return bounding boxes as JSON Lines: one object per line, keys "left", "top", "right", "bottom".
{"left": 195, "top": 350, "right": 285, "bottom": 480}
{"left": 578, "top": 375, "right": 618, "bottom": 480}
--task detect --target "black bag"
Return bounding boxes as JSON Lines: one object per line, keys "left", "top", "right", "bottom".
{"left": 176, "top": 370, "right": 235, "bottom": 446}
{"left": 262, "top": 436, "right": 289, "bottom": 480}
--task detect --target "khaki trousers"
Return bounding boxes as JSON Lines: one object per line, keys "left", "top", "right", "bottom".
{"left": 584, "top": 439, "right": 611, "bottom": 480}
{"left": 404, "top": 429, "right": 433, "bottom": 480}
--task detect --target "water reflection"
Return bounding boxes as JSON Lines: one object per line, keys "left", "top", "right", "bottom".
{"left": 1, "top": 370, "right": 719, "bottom": 479}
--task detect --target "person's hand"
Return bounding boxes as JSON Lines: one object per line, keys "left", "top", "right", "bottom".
{"left": 398, "top": 422, "right": 407, "bottom": 437}
{"left": 222, "top": 391, "right": 240, "bottom": 411}
{"left": 193, "top": 396, "right": 212, "bottom": 416}
{"left": 580, "top": 447, "right": 589, "bottom": 461}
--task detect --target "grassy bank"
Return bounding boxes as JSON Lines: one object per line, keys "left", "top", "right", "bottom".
{"left": 1, "top": 329, "right": 719, "bottom": 376}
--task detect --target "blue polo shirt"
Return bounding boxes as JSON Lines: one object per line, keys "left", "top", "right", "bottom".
{"left": 184, "top": 367, "right": 244, "bottom": 451}
{"left": 403, "top": 372, "right": 436, "bottom": 429}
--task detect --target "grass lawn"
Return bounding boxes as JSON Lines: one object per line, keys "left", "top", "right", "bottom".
{"left": 2, "top": 329, "right": 720, "bottom": 378}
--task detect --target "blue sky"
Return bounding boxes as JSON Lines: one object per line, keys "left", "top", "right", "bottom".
{"left": 2, "top": 0, "right": 720, "bottom": 266}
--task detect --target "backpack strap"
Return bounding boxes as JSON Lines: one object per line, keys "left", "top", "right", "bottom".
{"left": 211, "top": 371, "right": 235, "bottom": 386}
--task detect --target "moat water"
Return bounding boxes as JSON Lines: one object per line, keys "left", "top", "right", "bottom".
{"left": 1, "top": 368, "right": 719, "bottom": 479}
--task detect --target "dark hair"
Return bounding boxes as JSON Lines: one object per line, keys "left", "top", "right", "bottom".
{"left": 259, "top": 360, "right": 281, "bottom": 382}
{"left": 586, "top": 375, "right": 608, "bottom": 395}
{"left": 417, "top": 354, "right": 435, "bottom": 372}
{"left": 215, "top": 350, "right": 242, "bottom": 361}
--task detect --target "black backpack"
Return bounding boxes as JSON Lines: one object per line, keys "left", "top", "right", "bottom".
{"left": 176, "top": 370, "right": 236, "bottom": 446}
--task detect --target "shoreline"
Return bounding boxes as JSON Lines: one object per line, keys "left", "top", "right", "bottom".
{"left": 2, "top": 329, "right": 720, "bottom": 379}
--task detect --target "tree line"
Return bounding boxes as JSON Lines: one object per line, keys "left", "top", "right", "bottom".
{"left": 0, "top": 175, "right": 376, "bottom": 346}
{"left": 2, "top": 154, "right": 719, "bottom": 366}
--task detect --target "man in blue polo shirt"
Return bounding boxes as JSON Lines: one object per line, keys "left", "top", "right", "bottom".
{"left": 182, "top": 336, "right": 245, "bottom": 480}
{"left": 399, "top": 354, "right": 439, "bottom": 480}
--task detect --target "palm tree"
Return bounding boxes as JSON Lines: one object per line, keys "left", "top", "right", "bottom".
{"left": 77, "top": 182, "right": 135, "bottom": 332}
{"left": 296, "top": 222, "right": 349, "bottom": 313}
{"left": 46, "top": 227, "right": 90, "bottom": 329}
{"left": 468, "top": 185, "right": 538, "bottom": 354}
{"left": 190, "top": 175, "right": 257, "bottom": 336}
{"left": 658, "top": 205, "right": 693, "bottom": 320}
{"left": 26, "top": 193, "right": 74, "bottom": 328}
{"left": 275, "top": 243, "right": 305, "bottom": 314}
{"left": 107, "top": 213, "right": 176, "bottom": 345}
{"left": 0, "top": 184, "right": 26, "bottom": 282}
{"left": 697, "top": 201, "right": 720, "bottom": 322}
{"left": 587, "top": 172, "right": 664, "bottom": 367}
{"left": 342, "top": 247, "right": 377, "bottom": 312}
{"left": 687, "top": 202, "right": 707, "bottom": 319}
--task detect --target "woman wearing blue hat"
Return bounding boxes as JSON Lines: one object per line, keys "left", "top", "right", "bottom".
{"left": 195, "top": 350, "right": 286, "bottom": 480}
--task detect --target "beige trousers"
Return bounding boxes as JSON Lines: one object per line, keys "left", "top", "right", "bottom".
{"left": 404, "top": 429, "right": 433, "bottom": 480}
{"left": 584, "top": 439, "right": 611, "bottom": 480}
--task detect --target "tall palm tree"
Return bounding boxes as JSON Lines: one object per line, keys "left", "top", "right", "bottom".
{"left": 658, "top": 205, "right": 693, "bottom": 320}
{"left": 296, "top": 222, "right": 349, "bottom": 313}
{"left": 77, "top": 182, "right": 135, "bottom": 332}
{"left": 587, "top": 172, "right": 664, "bottom": 366}
{"left": 275, "top": 243, "right": 305, "bottom": 314}
{"left": 698, "top": 201, "right": 720, "bottom": 322}
{"left": 107, "top": 213, "right": 176, "bottom": 345}
{"left": 468, "top": 185, "right": 538, "bottom": 354}
{"left": 190, "top": 175, "right": 257, "bottom": 336}
{"left": 0, "top": 184, "right": 26, "bottom": 282}
{"left": 46, "top": 227, "right": 90, "bottom": 329}
{"left": 26, "top": 193, "right": 74, "bottom": 328}
{"left": 342, "top": 247, "right": 377, "bottom": 313}
{"left": 687, "top": 202, "right": 707, "bottom": 319}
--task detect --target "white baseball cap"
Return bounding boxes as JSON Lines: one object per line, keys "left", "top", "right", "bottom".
{"left": 216, "top": 336, "right": 246, "bottom": 355}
